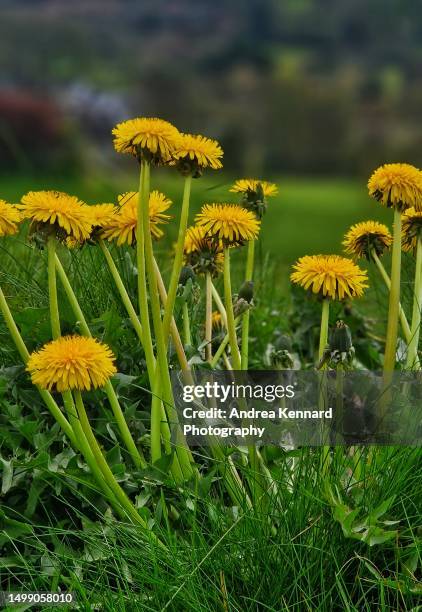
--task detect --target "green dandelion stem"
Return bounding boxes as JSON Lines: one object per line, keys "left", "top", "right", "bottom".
{"left": 0, "top": 286, "right": 29, "bottom": 362}
{"left": 383, "top": 209, "right": 402, "bottom": 374}
{"left": 98, "top": 239, "right": 144, "bottom": 343}
{"left": 371, "top": 249, "right": 412, "bottom": 346}
{"left": 137, "top": 161, "right": 167, "bottom": 467}
{"left": 318, "top": 299, "right": 330, "bottom": 472}
{"left": 318, "top": 299, "right": 330, "bottom": 362}
{"left": 223, "top": 247, "right": 242, "bottom": 369}
{"left": 406, "top": 236, "right": 422, "bottom": 370}
{"left": 47, "top": 236, "right": 61, "bottom": 340}
{"left": 210, "top": 281, "right": 227, "bottom": 327}
{"left": 205, "top": 272, "right": 213, "bottom": 362}
{"left": 0, "top": 285, "right": 76, "bottom": 444}
{"left": 54, "top": 254, "right": 147, "bottom": 470}
{"left": 73, "top": 390, "right": 164, "bottom": 544}
{"left": 135, "top": 162, "right": 156, "bottom": 380}
{"left": 154, "top": 257, "right": 190, "bottom": 370}
{"left": 182, "top": 301, "right": 192, "bottom": 347}
{"left": 162, "top": 174, "right": 192, "bottom": 342}
{"left": 241, "top": 240, "right": 255, "bottom": 370}
{"left": 210, "top": 319, "right": 239, "bottom": 368}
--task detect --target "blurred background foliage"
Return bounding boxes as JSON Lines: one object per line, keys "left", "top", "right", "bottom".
{"left": 0, "top": 0, "right": 421, "bottom": 177}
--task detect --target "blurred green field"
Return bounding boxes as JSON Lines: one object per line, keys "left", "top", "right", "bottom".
{"left": 0, "top": 172, "right": 391, "bottom": 266}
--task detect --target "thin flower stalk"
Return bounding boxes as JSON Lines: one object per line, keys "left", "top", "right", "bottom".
{"left": 162, "top": 175, "right": 192, "bottom": 341}
{"left": 383, "top": 210, "right": 402, "bottom": 374}
{"left": 135, "top": 166, "right": 156, "bottom": 385}
{"left": 210, "top": 320, "right": 239, "bottom": 368}
{"left": 223, "top": 248, "right": 242, "bottom": 369}
{"left": 241, "top": 239, "right": 255, "bottom": 369}
{"left": 98, "top": 239, "right": 144, "bottom": 342}
{"left": 153, "top": 257, "right": 190, "bottom": 371}
{"left": 318, "top": 299, "right": 330, "bottom": 472}
{"left": 47, "top": 236, "right": 61, "bottom": 339}
{"left": 205, "top": 272, "right": 213, "bottom": 362}
{"left": 211, "top": 281, "right": 228, "bottom": 327}
{"left": 135, "top": 161, "right": 171, "bottom": 467}
{"left": 371, "top": 249, "right": 412, "bottom": 346}
{"left": 406, "top": 236, "right": 422, "bottom": 370}
{"left": 319, "top": 299, "right": 330, "bottom": 362}
{"left": 182, "top": 301, "right": 192, "bottom": 347}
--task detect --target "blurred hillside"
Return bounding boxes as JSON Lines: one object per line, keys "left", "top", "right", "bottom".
{"left": 0, "top": 0, "right": 421, "bottom": 176}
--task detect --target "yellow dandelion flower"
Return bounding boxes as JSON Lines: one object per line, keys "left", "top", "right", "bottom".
{"left": 27, "top": 335, "right": 117, "bottom": 392}
{"left": 230, "top": 178, "right": 278, "bottom": 218}
{"left": 368, "top": 163, "right": 422, "bottom": 212}
{"left": 88, "top": 204, "right": 117, "bottom": 228}
{"left": 401, "top": 207, "right": 422, "bottom": 253}
{"left": 102, "top": 190, "right": 172, "bottom": 246}
{"left": 343, "top": 220, "right": 392, "bottom": 259}
{"left": 184, "top": 225, "right": 221, "bottom": 254}
{"left": 230, "top": 178, "right": 278, "bottom": 198}
{"left": 112, "top": 117, "right": 180, "bottom": 164}
{"left": 172, "top": 133, "right": 223, "bottom": 176}
{"left": 212, "top": 310, "right": 223, "bottom": 330}
{"left": 148, "top": 190, "right": 172, "bottom": 234}
{"left": 291, "top": 254, "right": 368, "bottom": 301}
{"left": 65, "top": 236, "right": 79, "bottom": 250}
{"left": 195, "top": 204, "right": 260, "bottom": 247}
{"left": 0, "top": 199, "right": 21, "bottom": 237}
{"left": 184, "top": 224, "right": 224, "bottom": 276}
{"left": 20, "top": 191, "right": 92, "bottom": 241}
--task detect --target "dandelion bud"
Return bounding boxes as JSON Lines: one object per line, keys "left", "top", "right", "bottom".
{"left": 328, "top": 320, "right": 355, "bottom": 367}
{"left": 230, "top": 179, "right": 278, "bottom": 219}
{"left": 179, "top": 265, "right": 196, "bottom": 287}
{"left": 330, "top": 320, "right": 353, "bottom": 353}
{"left": 238, "top": 280, "right": 254, "bottom": 304}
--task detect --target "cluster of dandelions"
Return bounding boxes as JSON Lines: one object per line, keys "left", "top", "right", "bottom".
{"left": 1, "top": 112, "right": 421, "bottom": 537}
{"left": 0, "top": 116, "right": 281, "bottom": 526}
{"left": 291, "top": 163, "right": 422, "bottom": 372}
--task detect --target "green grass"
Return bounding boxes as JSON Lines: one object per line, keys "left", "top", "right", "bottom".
{"left": 1, "top": 445, "right": 420, "bottom": 611}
